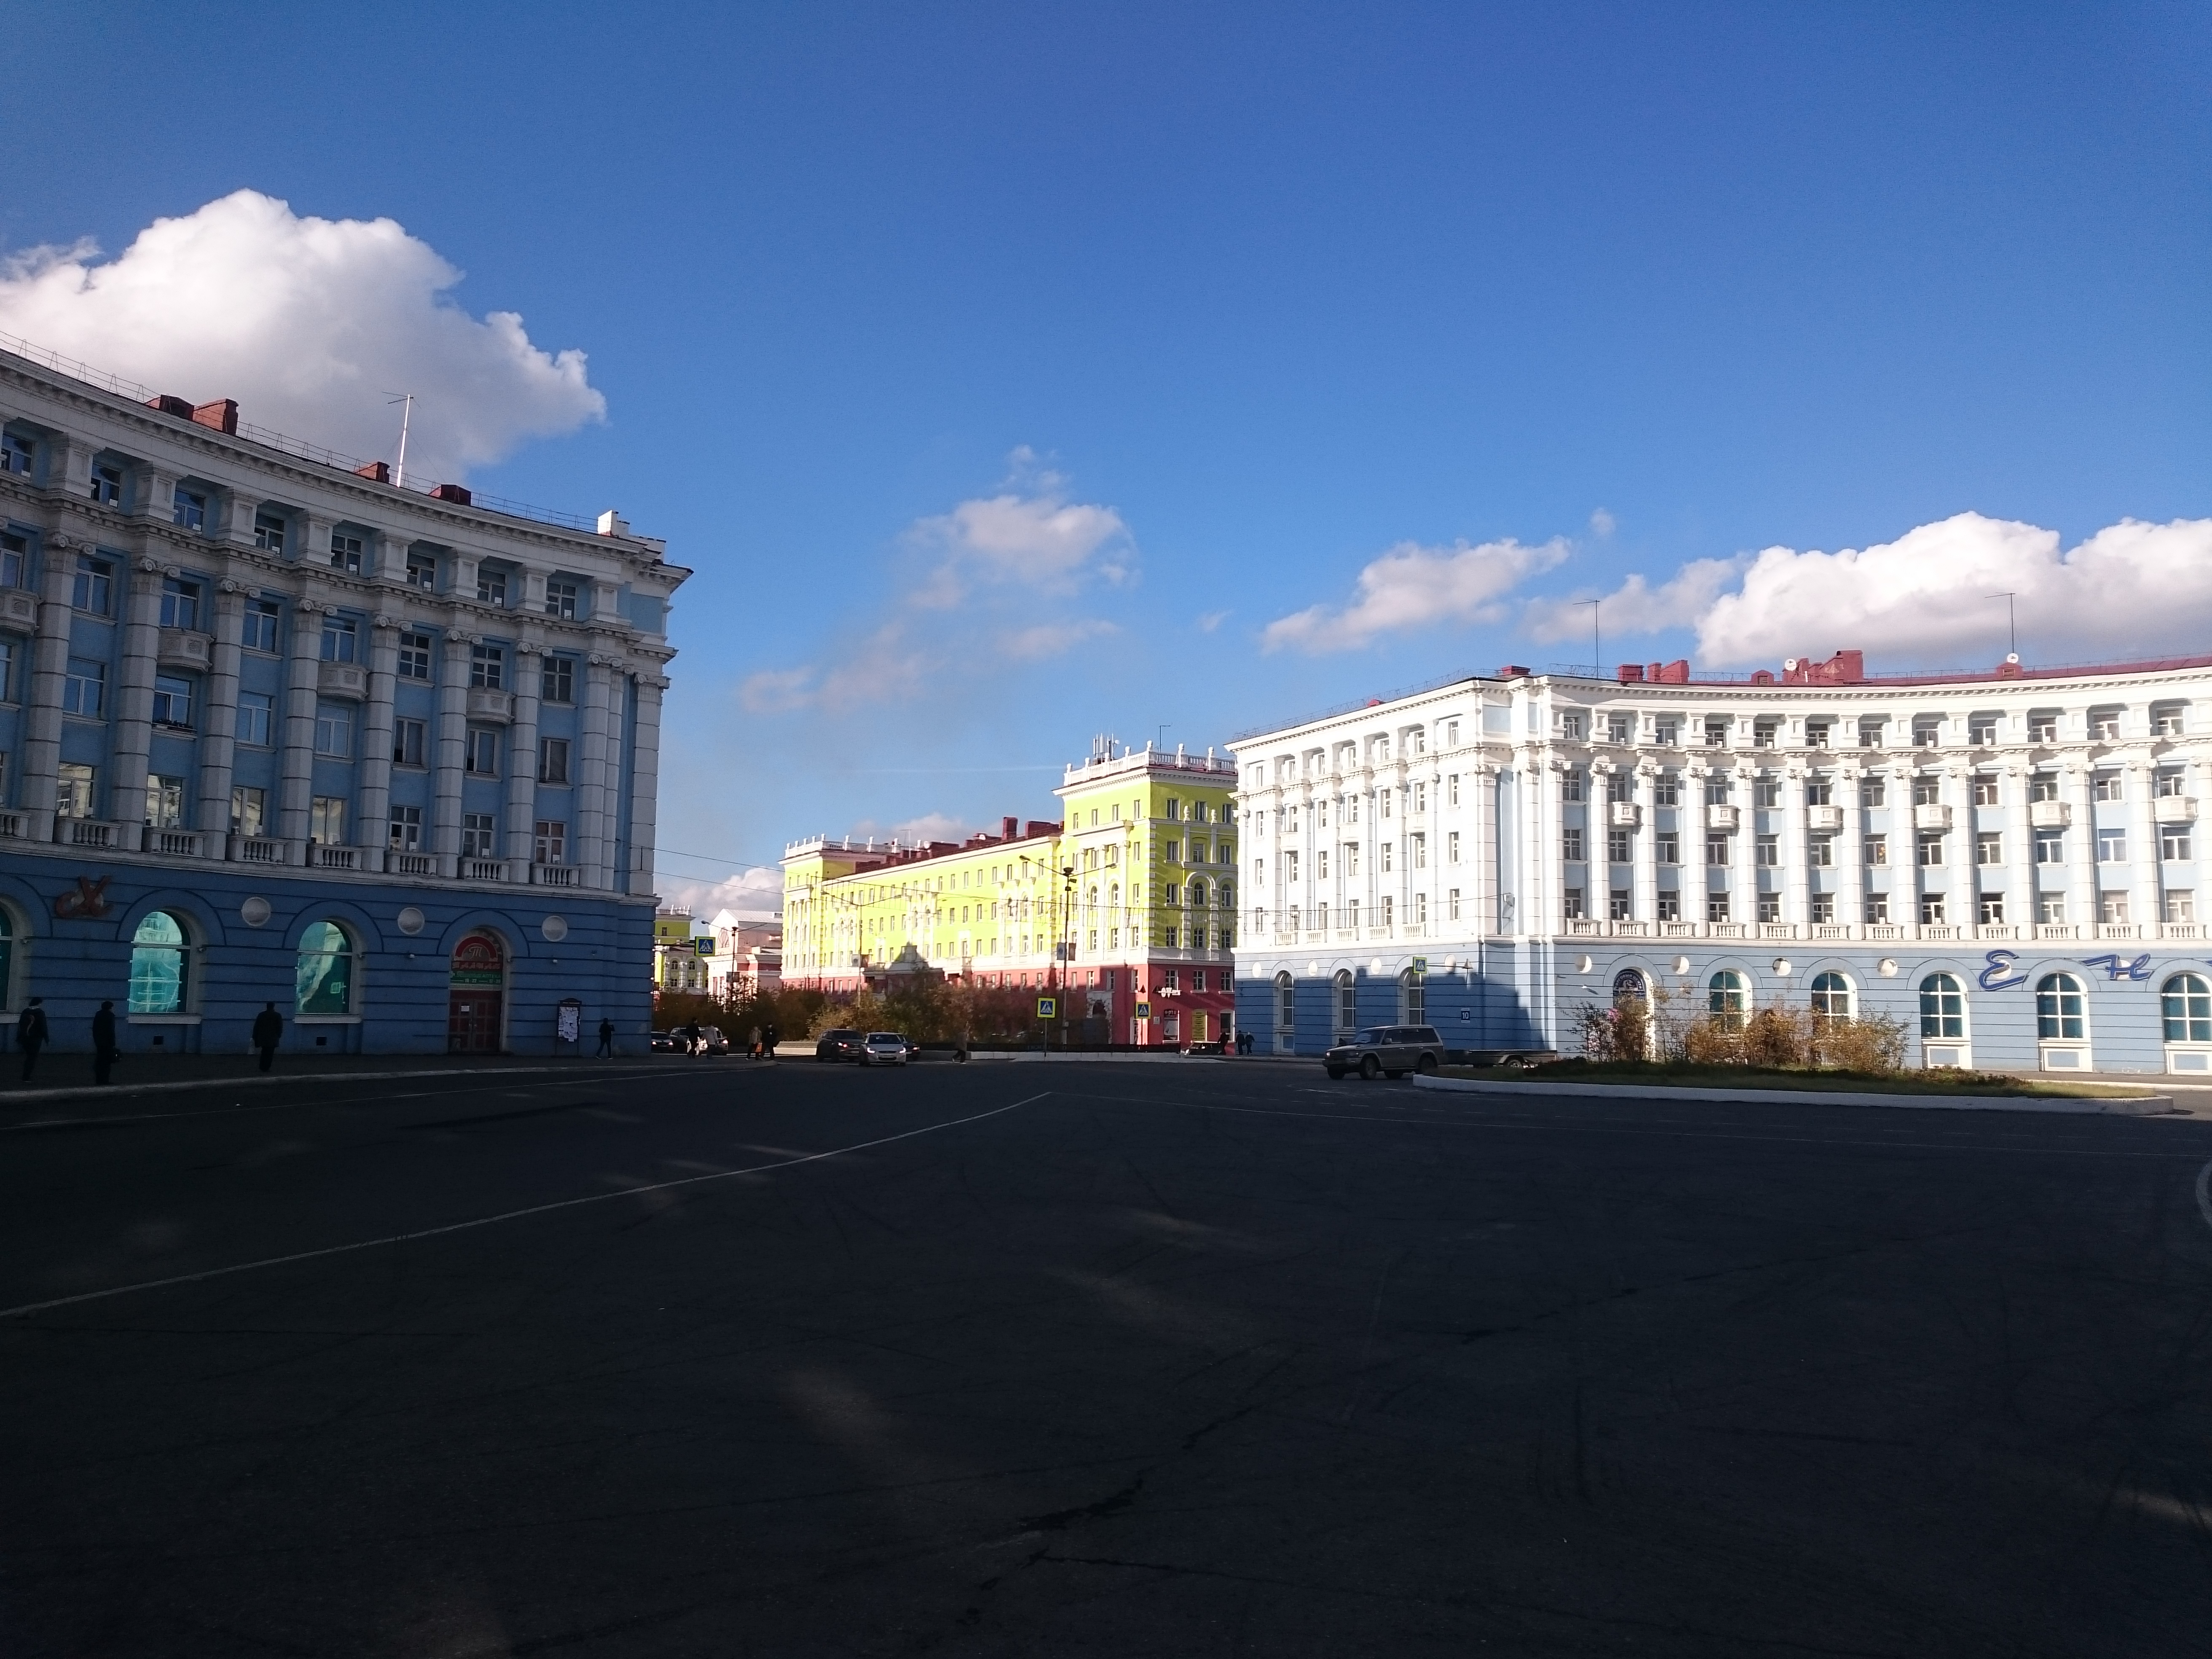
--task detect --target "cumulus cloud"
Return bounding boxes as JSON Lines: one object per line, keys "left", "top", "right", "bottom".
{"left": 1691, "top": 513, "right": 2212, "bottom": 666}
{"left": 1262, "top": 536, "right": 1570, "bottom": 655}
{"left": 657, "top": 864, "right": 784, "bottom": 920}
{"left": 857, "top": 812, "right": 972, "bottom": 847}
{"left": 0, "top": 189, "right": 604, "bottom": 482}
{"left": 1522, "top": 556, "right": 1748, "bottom": 644}
{"left": 1588, "top": 508, "right": 1616, "bottom": 539}
{"left": 1001, "top": 618, "right": 1119, "bottom": 661}
{"left": 739, "top": 624, "right": 928, "bottom": 714}
{"left": 905, "top": 447, "right": 1134, "bottom": 607}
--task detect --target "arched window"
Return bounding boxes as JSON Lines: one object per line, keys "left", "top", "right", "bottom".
{"left": 1708, "top": 969, "right": 1748, "bottom": 1031}
{"left": 1612, "top": 968, "right": 1648, "bottom": 1003}
{"left": 1809, "top": 971, "right": 1853, "bottom": 1021}
{"left": 1189, "top": 877, "right": 1207, "bottom": 907}
{"left": 1274, "top": 971, "right": 1296, "bottom": 1033}
{"left": 1919, "top": 972, "right": 1965, "bottom": 1038}
{"left": 2036, "top": 972, "right": 2086, "bottom": 1040}
{"left": 296, "top": 921, "right": 357, "bottom": 1015}
{"left": 2162, "top": 972, "right": 2212, "bottom": 1043}
{"left": 1334, "top": 969, "right": 1356, "bottom": 1036}
{"left": 1401, "top": 969, "right": 1425, "bottom": 1025}
{"left": 0, "top": 909, "right": 13, "bottom": 1009}
{"left": 129, "top": 911, "right": 187, "bottom": 1014}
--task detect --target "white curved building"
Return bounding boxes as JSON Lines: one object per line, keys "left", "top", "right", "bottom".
{"left": 1231, "top": 649, "right": 2212, "bottom": 1075}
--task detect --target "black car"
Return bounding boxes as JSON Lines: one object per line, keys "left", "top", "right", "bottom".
{"left": 815, "top": 1028, "right": 867, "bottom": 1063}
{"left": 1325, "top": 1025, "right": 1445, "bottom": 1080}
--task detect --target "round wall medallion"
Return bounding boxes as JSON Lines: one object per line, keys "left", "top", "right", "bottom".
{"left": 396, "top": 906, "right": 426, "bottom": 936}
{"left": 1772, "top": 957, "right": 1793, "bottom": 976}
{"left": 1878, "top": 957, "right": 1900, "bottom": 977}
{"left": 239, "top": 896, "right": 271, "bottom": 928}
{"left": 541, "top": 915, "right": 569, "bottom": 942}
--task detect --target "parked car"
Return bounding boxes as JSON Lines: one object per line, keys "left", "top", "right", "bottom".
{"left": 695, "top": 1025, "right": 730, "bottom": 1055}
{"left": 815, "top": 1028, "right": 867, "bottom": 1063}
{"left": 1325, "top": 1025, "right": 1446, "bottom": 1080}
{"left": 650, "top": 1030, "right": 679, "bottom": 1053}
{"left": 859, "top": 1031, "right": 912, "bottom": 1066}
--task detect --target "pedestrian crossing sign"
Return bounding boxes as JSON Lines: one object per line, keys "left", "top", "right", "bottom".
{"left": 1136, "top": 1001, "right": 1151, "bottom": 1019}
{"left": 1037, "top": 997, "right": 1057, "bottom": 1018}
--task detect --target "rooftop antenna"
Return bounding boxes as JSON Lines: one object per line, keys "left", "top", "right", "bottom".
{"left": 1580, "top": 598, "right": 1601, "bottom": 678}
{"left": 386, "top": 393, "right": 414, "bottom": 488}
{"left": 1987, "top": 591, "right": 2018, "bottom": 660}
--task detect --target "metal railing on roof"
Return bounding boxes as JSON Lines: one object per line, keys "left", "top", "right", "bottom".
{"left": 0, "top": 329, "right": 613, "bottom": 537}
{"left": 1225, "top": 668, "right": 1483, "bottom": 745}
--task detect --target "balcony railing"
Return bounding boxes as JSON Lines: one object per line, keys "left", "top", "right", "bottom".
{"left": 1540, "top": 918, "right": 2211, "bottom": 946}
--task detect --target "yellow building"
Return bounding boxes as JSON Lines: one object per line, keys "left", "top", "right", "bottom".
{"left": 781, "top": 742, "right": 1239, "bottom": 1044}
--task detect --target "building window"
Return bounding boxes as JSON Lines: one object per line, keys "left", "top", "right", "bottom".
{"left": 534, "top": 819, "right": 568, "bottom": 864}
{"left": 2163, "top": 828, "right": 2193, "bottom": 862}
{"left": 159, "top": 577, "right": 201, "bottom": 630}
{"left": 1753, "top": 719, "right": 1778, "bottom": 749}
{"left": 1655, "top": 719, "right": 1680, "bottom": 747}
{"left": 2156, "top": 767, "right": 2186, "bottom": 798}
{"left": 1918, "top": 894, "right": 1945, "bottom": 924}
{"left": 541, "top": 655, "right": 574, "bottom": 703}
{"left": 319, "top": 615, "right": 357, "bottom": 663}
{"left": 545, "top": 577, "right": 579, "bottom": 619}
{"left": 1754, "top": 777, "right": 1780, "bottom": 808}
{"left": 2089, "top": 708, "right": 2122, "bottom": 741}
{"left": 1973, "top": 775, "right": 1999, "bottom": 806}
{"left": 470, "top": 643, "right": 504, "bottom": 690}
{"left": 89, "top": 463, "right": 122, "bottom": 505}
{"left": 1809, "top": 971, "right": 1852, "bottom": 1020}
{"left": 129, "top": 911, "right": 188, "bottom": 1015}
{"left": 1705, "top": 717, "right": 1731, "bottom": 746}
{"left": 1758, "top": 893, "right": 1780, "bottom": 923}
{"left": 1447, "top": 830, "right": 1460, "bottom": 863}
{"left": 1804, "top": 720, "right": 1828, "bottom": 749}
{"left": 1562, "top": 770, "right": 1584, "bottom": 803}
{"left": 405, "top": 549, "right": 438, "bottom": 589}
{"left": 72, "top": 554, "right": 113, "bottom": 614}
{"left": 1968, "top": 714, "right": 1998, "bottom": 746}
{"left": 1861, "top": 775, "right": 1887, "bottom": 808}
{"left": 2169, "top": 891, "right": 2196, "bottom": 923}
{"left": 172, "top": 486, "right": 207, "bottom": 531}
{"left": 245, "top": 599, "right": 280, "bottom": 653}
{"left": 1656, "top": 893, "right": 1681, "bottom": 922}
{"left": 151, "top": 674, "right": 192, "bottom": 728}
{"left": 1562, "top": 887, "right": 1584, "bottom": 921}
{"left": 1410, "top": 833, "right": 1426, "bottom": 868}
{"left": 1976, "top": 832, "right": 2002, "bottom": 865}
{"left": 2038, "top": 892, "right": 2068, "bottom": 924}
{"left": 1706, "top": 892, "right": 1730, "bottom": 923}
{"left": 1607, "top": 714, "right": 1633, "bottom": 745}
{"left": 309, "top": 795, "right": 347, "bottom": 846}
{"left": 2100, "top": 891, "right": 2130, "bottom": 924}
{"left": 1911, "top": 716, "right": 1941, "bottom": 748}
{"left": 236, "top": 692, "right": 273, "bottom": 747}
{"left": 0, "top": 432, "right": 33, "bottom": 475}
{"left": 1979, "top": 894, "right": 2005, "bottom": 924}
{"left": 2160, "top": 973, "right": 2212, "bottom": 1043}
{"left": 1864, "top": 892, "right": 1888, "bottom": 923}
{"left": 296, "top": 921, "right": 357, "bottom": 1015}
{"left": 1917, "top": 832, "right": 1945, "bottom": 866}
{"left": 2094, "top": 772, "right": 2123, "bottom": 802}
{"left": 62, "top": 657, "right": 104, "bottom": 717}
{"left": 1807, "top": 833, "right": 1832, "bottom": 867}
{"left": 253, "top": 511, "right": 287, "bottom": 554}
{"left": 393, "top": 717, "right": 427, "bottom": 767}
{"left": 2034, "top": 829, "right": 2065, "bottom": 864}
{"left": 1755, "top": 834, "right": 1779, "bottom": 867}
{"left": 1706, "top": 832, "right": 1729, "bottom": 867}
{"left": 329, "top": 531, "right": 364, "bottom": 574}
{"left": 314, "top": 704, "right": 353, "bottom": 758}
{"left": 2036, "top": 973, "right": 2086, "bottom": 1040}
{"left": 389, "top": 805, "right": 423, "bottom": 851}
{"left": 1448, "top": 888, "right": 1460, "bottom": 921}
{"left": 476, "top": 567, "right": 509, "bottom": 606}
{"left": 398, "top": 631, "right": 433, "bottom": 680}
{"left": 1608, "top": 889, "right": 1632, "bottom": 921}
{"left": 231, "top": 785, "right": 266, "bottom": 837}
{"left": 1920, "top": 972, "right": 1965, "bottom": 1038}
{"left": 1804, "top": 775, "right": 1831, "bottom": 806}
{"left": 464, "top": 728, "right": 500, "bottom": 776}
{"left": 1708, "top": 970, "right": 1748, "bottom": 1030}
{"left": 144, "top": 774, "right": 185, "bottom": 829}
{"left": 2028, "top": 713, "right": 2059, "bottom": 744}
{"left": 2097, "top": 830, "right": 2126, "bottom": 862}
{"left": 56, "top": 762, "right": 94, "bottom": 819}
{"left": 461, "top": 813, "right": 498, "bottom": 859}
{"left": 0, "top": 530, "right": 23, "bottom": 591}
{"left": 1656, "top": 831, "right": 1679, "bottom": 864}
{"left": 2153, "top": 704, "right": 2186, "bottom": 738}
{"left": 1401, "top": 970, "right": 1425, "bottom": 1025}
{"left": 1912, "top": 775, "right": 1940, "bottom": 807}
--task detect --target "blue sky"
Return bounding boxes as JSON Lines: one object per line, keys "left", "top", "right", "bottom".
{"left": 3, "top": 3, "right": 2207, "bottom": 909}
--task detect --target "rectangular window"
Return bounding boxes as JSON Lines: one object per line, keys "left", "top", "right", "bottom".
{"left": 0, "top": 636, "right": 13, "bottom": 701}
{"left": 89, "top": 463, "right": 122, "bottom": 505}
{"left": 1912, "top": 775, "right": 1940, "bottom": 806}
{"left": 1413, "top": 781, "right": 1426, "bottom": 813}
{"left": 461, "top": 813, "right": 498, "bottom": 859}
{"left": 1656, "top": 831, "right": 1679, "bottom": 864}
{"left": 1707, "top": 891, "right": 1731, "bottom": 922}
{"left": 1558, "top": 713, "right": 1585, "bottom": 741}
{"left": 1561, "top": 770, "right": 1585, "bottom": 803}
{"left": 330, "top": 531, "right": 363, "bottom": 574}
{"left": 2097, "top": 829, "right": 2126, "bottom": 862}
{"left": 465, "top": 728, "right": 499, "bottom": 776}
{"left": 1447, "top": 830, "right": 1460, "bottom": 863}
{"left": 1755, "top": 833, "right": 1779, "bottom": 867}
{"left": 545, "top": 577, "right": 579, "bottom": 619}
{"left": 2034, "top": 829, "right": 2065, "bottom": 864}
{"left": 57, "top": 761, "right": 95, "bottom": 819}
{"left": 1609, "top": 889, "right": 1632, "bottom": 921}
{"left": 1448, "top": 888, "right": 1460, "bottom": 921}
{"left": 0, "top": 530, "right": 22, "bottom": 591}
{"left": 314, "top": 704, "right": 353, "bottom": 758}
{"left": 534, "top": 819, "right": 568, "bottom": 864}
{"left": 1657, "top": 892, "right": 1681, "bottom": 921}
{"left": 1912, "top": 716, "right": 1941, "bottom": 748}
{"left": 72, "top": 554, "right": 113, "bottom": 614}
{"left": 2153, "top": 704, "right": 2186, "bottom": 738}
{"left": 0, "top": 432, "right": 33, "bottom": 475}
{"left": 1916, "top": 831, "right": 1945, "bottom": 866}
{"left": 309, "top": 795, "right": 347, "bottom": 846}
{"left": 2100, "top": 891, "right": 2130, "bottom": 923}
{"left": 388, "top": 804, "right": 423, "bottom": 851}
{"left": 1753, "top": 718, "right": 1778, "bottom": 749}
{"left": 1973, "top": 775, "right": 1999, "bottom": 806}
{"left": 253, "top": 511, "right": 287, "bottom": 554}
{"left": 1863, "top": 892, "right": 1888, "bottom": 924}
{"left": 1804, "top": 721, "right": 1829, "bottom": 749}
{"left": 151, "top": 674, "right": 192, "bottom": 728}
{"left": 1562, "top": 887, "right": 1585, "bottom": 921}
{"left": 1381, "top": 841, "right": 1394, "bottom": 872}
{"left": 1448, "top": 774, "right": 1460, "bottom": 806}
{"left": 231, "top": 784, "right": 266, "bottom": 838}
{"left": 2028, "top": 713, "right": 2058, "bottom": 744}
{"left": 1654, "top": 774, "right": 1680, "bottom": 806}
{"left": 2157, "top": 767, "right": 2186, "bottom": 798}
{"left": 1410, "top": 833, "right": 1426, "bottom": 869}
{"left": 236, "top": 691, "right": 273, "bottom": 747}
{"left": 470, "top": 643, "right": 504, "bottom": 690}
{"left": 2030, "top": 773, "right": 2059, "bottom": 803}
{"left": 1705, "top": 717, "right": 1731, "bottom": 746}
{"left": 144, "top": 774, "right": 185, "bottom": 828}
{"left": 158, "top": 577, "right": 200, "bottom": 630}
{"left": 1976, "top": 832, "right": 2003, "bottom": 865}
{"left": 62, "top": 656, "right": 104, "bottom": 717}
{"left": 2166, "top": 891, "right": 2195, "bottom": 923}
{"left": 1861, "top": 775, "right": 1886, "bottom": 808}
{"left": 1607, "top": 828, "right": 1631, "bottom": 863}
{"left": 1706, "top": 832, "right": 1730, "bottom": 866}
{"left": 1654, "top": 719, "right": 1679, "bottom": 747}
{"left": 1808, "top": 891, "right": 1832, "bottom": 923}
{"left": 1807, "top": 833, "right": 1833, "bottom": 867}
{"left": 1344, "top": 844, "right": 1358, "bottom": 877}
{"left": 398, "top": 631, "right": 433, "bottom": 680}
{"left": 244, "top": 599, "right": 280, "bottom": 653}
{"left": 1607, "top": 714, "right": 1632, "bottom": 745}
{"left": 2090, "top": 708, "right": 2122, "bottom": 741}
{"left": 320, "top": 615, "right": 358, "bottom": 663}
{"left": 1754, "top": 777, "right": 1780, "bottom": 808}
{"left": 1804, "top": 775, "right": 1832, "bottom": 807}
{"left": 537, "top": 736, "right": 569, "bottom": 784}
{"left": 1919, "top": 894, "right": 1946, "bottom": 924}
{"left": 393, "top": 717, "right": 427, "bottom": 768}
{"left": 405, "top": 549, "right": 438, "bottom": 590}
{"left": 2093, "top": 772, "right": 2123, "bottom": 802}
{"left": 1969, "top": 715, "right": 1999, "bottom": 746}
{"left": 172, "top": 486, "right": 206, "bottom": 531}
{"left": 1979, "top": 894, "right": 2005, "bottom": 924}
{"left": 1758, "top": 893, "right": 1780, "bottom": 923}
{"left": 475, "top": 567, "right": 509, "bottom": 606}
{"left": 2163, "top": 828, "right": 2193, "bottom": 862}
{"left": 2038, "top": 892, "right": 2067, "bottom": 924}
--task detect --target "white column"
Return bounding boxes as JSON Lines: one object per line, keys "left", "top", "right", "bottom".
{"left": 1632, "top": 762, "right": 1658, "bottom": 925}
{"left": 432, "top": 630, "right": 472, "bottom": 873}
{"left": 1781, "top": 764, "right": 1809, "bottom": 931}
{"left": 1731, "top": 765, "right": 1758, "bottom": 927}
{"left": 2064, "top": 761, "right": 2097, "bottom": 932}
{"left": 107, "top": 556, "right": 163, "bottom": 838}
{"left": 576, "top": 654, "right": 614, "bottom": 887}
{"left": 1894, "top": 766, "right": 1923, "bottom": 930}
{"left": 21, "top": 529, "right": 80, "bottom": 835}
{"left": 196, "top": 584, "right": 245, "bottom": 834}
{"left": 358, "top": 617, "right": 400, "bottom": 857}
{"left": 624, "top": 672, "right": 666, "bottom": 894}
{"left": 503, "top": 644, "right": 543, "bottom": 867}
{"left": 2005, "top": 764, "right": 2035, "bottom": 932}
{"left": 1839, "top": 764, "right": 1865, "bottom": 936}
{"left": 1946, "top": 764, "right": 1976, "bottom": 930}
{"left": 276, "top": 601, "right": 322, "bottom": 851}
{"left": 2126, "top": 759, "right": 2159, "bottom": 932}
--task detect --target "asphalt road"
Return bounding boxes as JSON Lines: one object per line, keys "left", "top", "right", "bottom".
{"left": 4, "top": 1059, "right": 2211, "bottom": 1658}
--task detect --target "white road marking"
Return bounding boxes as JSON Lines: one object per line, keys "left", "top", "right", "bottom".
{"left": 0, "top": 1090, "right": 1050, "bottom": 1321}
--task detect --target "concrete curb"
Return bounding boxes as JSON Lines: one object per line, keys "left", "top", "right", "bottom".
{"left": 0, "top": 1061, "right": 677, "bottom": 1108}
{"left": 1410, "top": 1072, "right": 2173, "bottom": 1116}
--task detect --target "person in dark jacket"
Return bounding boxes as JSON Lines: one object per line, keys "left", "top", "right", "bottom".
{"left": 16, "top": 998, "right": 47, "bottom": 1081}
{"left": 763, "top": 1022, "right": 779, "bottom": 1059}
{"left": 91, "top": 1001, "right": 117, "bottom": 1085}
{"left": 595, "top": 1017, "right": 615, "bottom": 1058}
{"left": 252, "top": 1003, "right": 284, "bottom": 1072}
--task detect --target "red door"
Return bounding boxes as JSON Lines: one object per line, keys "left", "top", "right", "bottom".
{"left": 448, "top": 934, "right": 505, "bottom": 1052}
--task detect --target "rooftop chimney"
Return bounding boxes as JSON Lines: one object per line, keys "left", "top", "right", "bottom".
{"left": 1001, "top": 815, "right": 1019, "bottom": 840}
{"left": 598, "top": 509, "right": 630, "bottom": 537}
{"left": 354, "top": 460, "right": 391, "bottom": 483}
{"left": 428, "top": 483, "right": 472, "bottom": 505}
{"left": 191, "top": 398, "right": 238, "bottom": 435}
{"left": 145, "top": 394, "right": 194, "bottom": 419}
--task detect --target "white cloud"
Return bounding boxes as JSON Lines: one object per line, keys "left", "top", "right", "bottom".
{"left": 906, "top": 448, "right": 1134, "bottom": 606}
{"left": 1197, "top": 609, "right": 1229, "bottom": 634}
{"left": 656, "top": 864, "right": 783, "bottom": 919}
{"left": 858, "top": 812, "right": 972, "bottom": 847}
{"left": 738, "top": 625, "right": 928, "bottom": 714}
{"left": 1001, "top": 618, "right": 1119, "bottom": 661}
{"left": 1262, "top": 536, "right": 1570, "bottom": 655}
{"left": 1694, "top": 513, "right": 2212, "bottom": 666}
{"left": 0, "top": 189, "right": 604, "bottom": 482}
{"left": 1589, "top": 508, "right": 1616, "bottom": 539}
{"left": 1522, "top": 556, "right": 1748, "bottom": 645}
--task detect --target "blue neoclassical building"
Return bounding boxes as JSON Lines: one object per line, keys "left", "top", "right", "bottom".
{"left": 0, "top": 344, "right": 684, "bottom": 1052}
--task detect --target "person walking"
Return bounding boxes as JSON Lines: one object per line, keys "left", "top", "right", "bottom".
{"left": 682, "top": 1018, "right": 702, "bottom": 1056}
{"left": 595, "top": 1017, "right": 615, "bottom": 1058}
{"left": 748, "top": 1024, "right": 762, "bottom": 1060}
{"left": 91, "top": 1000, "right": 117, "bottom": 1086}
{"left": 16, "top": 998, "right": 47, "bottom": 1081}
{"left": 252, "top": 1002, "right": 284, "bottom": 1072}
{"left": 763, "top": 1021, "right": 779, "bottom": 1060}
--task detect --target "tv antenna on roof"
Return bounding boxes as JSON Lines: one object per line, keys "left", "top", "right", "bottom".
{"left": 1579, "top": 598, "right": 1601, "bottom": 677}
{"left": 1987, "top": 591, "right": 2018, "bottom": 660}
{"left": 386, "top": 393, "right": 414, "bottom": 488}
